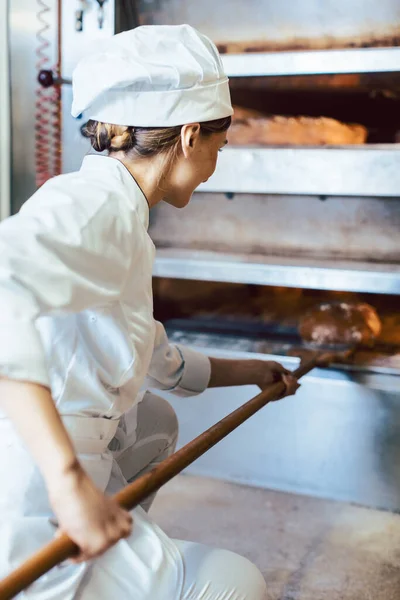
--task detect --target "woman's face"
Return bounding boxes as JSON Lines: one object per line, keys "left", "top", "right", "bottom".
{"left": 163, "top": 125, "right": 228, "bottom": 208}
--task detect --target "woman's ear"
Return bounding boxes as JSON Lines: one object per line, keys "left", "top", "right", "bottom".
{"left": 181, "top": 123, "right": 201, "bottom": 158}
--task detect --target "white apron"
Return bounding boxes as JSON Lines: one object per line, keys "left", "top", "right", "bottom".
{"left": 0, "top": 415, "right": 184, "bottom": 599}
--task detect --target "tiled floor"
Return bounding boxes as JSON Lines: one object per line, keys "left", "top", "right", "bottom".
{"left": 151, "top": 474, "right": 400, "bottom": 600}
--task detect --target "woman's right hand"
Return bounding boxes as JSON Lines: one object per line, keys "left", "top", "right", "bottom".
{"left": 48, "top": 463, "right": 133, "bottom": 563}
{"left": 0, "top": 380, "right": 132, "bottom": 562}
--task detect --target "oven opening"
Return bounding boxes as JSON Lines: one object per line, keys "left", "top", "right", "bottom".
{"left": 229, "top": 74, "right": 400, "bottom": 146}
{"left": 154, "top": 279, "right": 400, "bottom": 374}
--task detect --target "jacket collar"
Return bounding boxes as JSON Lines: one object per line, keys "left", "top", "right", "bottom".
{"left": 80, "top": 155, "right": 150, "bottom": 229}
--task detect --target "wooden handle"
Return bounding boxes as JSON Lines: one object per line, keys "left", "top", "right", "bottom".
{"left": 0, "top": 352, "right": 326, "bottom": 600}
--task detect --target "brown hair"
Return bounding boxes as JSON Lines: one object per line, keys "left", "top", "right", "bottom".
{"left": 81, "top": 117, "right": 231, "bottom": 158}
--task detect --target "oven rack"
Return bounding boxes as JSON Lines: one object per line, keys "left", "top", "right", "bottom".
{"left": 164, "top": 322, "right": 400, "bottom": 378}
{"left": 221, "top": 47, "right": 400, "bottom": 77}
{"left": 153, "top": 248, "right": 400, "bottom": 295}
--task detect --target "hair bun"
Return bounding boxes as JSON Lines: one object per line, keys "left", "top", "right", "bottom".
{"left": 110, "top": 127, "right": 135, "bottom": 151}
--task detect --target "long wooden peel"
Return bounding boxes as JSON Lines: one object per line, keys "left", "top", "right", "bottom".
{"left": 0, "top": 350, "right": 335, "bottom": 600}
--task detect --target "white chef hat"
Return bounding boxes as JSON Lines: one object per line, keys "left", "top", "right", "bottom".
{"left": 71, "top": 24, "right": 233, "bottom": 127}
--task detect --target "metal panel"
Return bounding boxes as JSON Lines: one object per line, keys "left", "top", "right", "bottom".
{"left": 135, "top": 0, "right": 400, "bottom": 51}
{"left": 0, "top": 0, "right": 11, "bottom": 220}
{"left": 199, "top": 147, "right": 400, "bottom": 197}
{"left": 9, "top": 1, "right": 116, "bottom": 211}
{"left": 160, "top": 347, "right": 400, "bottom": 512}
{"left": 153, "top": 249, "right": 400, "bottom": 294}
{"left": 222, "top": 48, "right": 400, "bottom": 77}
{"left": 150, "top": 192, "right": 400, "bottom": 264}
{"left": 9, "top": 0, "right": 56, "bottom": 212}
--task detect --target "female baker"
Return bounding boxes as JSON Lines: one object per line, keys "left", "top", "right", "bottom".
{"left": 0, "top": 25, "right": 299, "bottom": 600}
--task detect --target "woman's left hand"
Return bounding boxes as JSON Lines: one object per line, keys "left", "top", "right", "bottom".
{"left": 257, "top": 361, "right": 300, "bottom": 399}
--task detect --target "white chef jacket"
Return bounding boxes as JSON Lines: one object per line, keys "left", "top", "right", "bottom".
{"left": 0, "top": 154, "right": 211, "bottom": 415}
{"left": 0, "top": 155, "right": 212, "bottom": 599}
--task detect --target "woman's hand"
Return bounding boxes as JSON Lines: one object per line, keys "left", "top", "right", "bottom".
{"left": 48, "top": 463, "right": 133, "bottom": 563}
{"left": 208, "top": 357, "right": 300, "bottom": 400}
{"left": 256, "top": 361, "right": 300, "bottom": 399}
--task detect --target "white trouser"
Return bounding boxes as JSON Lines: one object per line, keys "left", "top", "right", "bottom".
{"left": 111, "top": 392, "right": 267, "bottom": 600}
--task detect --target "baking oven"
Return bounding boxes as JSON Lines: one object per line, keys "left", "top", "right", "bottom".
{"left": 140, "top": 2, "right": 400, "bottom": 394}
{"left": 7, "top": 0, "right": 400, "bottom": 510}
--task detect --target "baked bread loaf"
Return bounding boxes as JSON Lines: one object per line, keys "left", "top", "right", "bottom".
{"left": 229, "top": 107, "right": 367, "bottom": 146}
{"left": 298, "top": 302, "right": 381, "bottom": 347}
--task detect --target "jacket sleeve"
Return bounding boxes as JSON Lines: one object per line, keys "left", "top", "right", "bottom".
{"left": 0, "top": 187, "right": 134, "bottom": 387}
{"left": 145, "top": 321, "right": 211, "bottom": 397}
